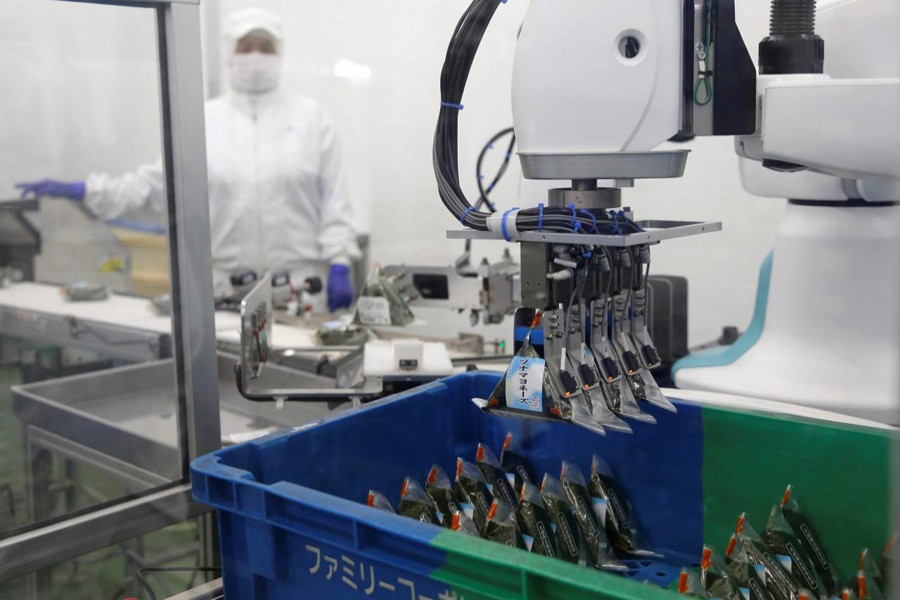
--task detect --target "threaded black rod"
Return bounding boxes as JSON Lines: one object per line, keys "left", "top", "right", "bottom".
{"left": 759, "top": 0, "right": 824, "bottom": 75}
{"left": 769, "top": 0, "right": 817, "bottom": 36}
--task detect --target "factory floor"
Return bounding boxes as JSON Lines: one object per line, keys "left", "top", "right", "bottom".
{"left": 0, "top": 361, "right": 206, "bottom": 599}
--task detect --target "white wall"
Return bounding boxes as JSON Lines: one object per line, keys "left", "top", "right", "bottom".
{"left": 0, "top": 1, "right": 162, "bottom": 192}
{"left": 211, "top": 0, "right": 784, "bottom": 346}
{"left": 1, "top": 0, "right": 786, "bottom": 348}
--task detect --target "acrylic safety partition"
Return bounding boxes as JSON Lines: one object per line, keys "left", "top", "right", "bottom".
{"left": 0, "top": 0, "right": 219, "bottom": 593}
{"left": 192, "top": 372, "right": 892, "bottom": 599}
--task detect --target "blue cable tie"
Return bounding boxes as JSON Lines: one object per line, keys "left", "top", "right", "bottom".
{"left": 568, "top": 203, "right": 578, "bottom": 232}
{"left": 485, "top": 200, "right": 497, "bottom": 213}
{"left": 441, "top": 102, "right": 464, "bottom": 111}
{"left": 501, "top": 207, "right": 519, "bottom": 242}
{"left": 538, "top": 203, "right": 544, "bottom": 231}
{"left": 460, "top": 206, "right": 476, "bottom": 226}
{"left": 579, "top": 209, "right": 598, "bottom": 234}
{"left": 611, "top": 210, "right": 621, "bottom": 235}
{"left": 487, "top": 183, "right": 495, "bottom": 192}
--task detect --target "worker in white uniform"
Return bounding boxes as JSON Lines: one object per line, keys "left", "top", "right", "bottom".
{"left": 17, "top": 8, "right": 359, "bottom": 313}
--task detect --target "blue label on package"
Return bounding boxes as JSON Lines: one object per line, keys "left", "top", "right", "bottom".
{"left": 505, "top": 356, "right": 545, "bottom": 413}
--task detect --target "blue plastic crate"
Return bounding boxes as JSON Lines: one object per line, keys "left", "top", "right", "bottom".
{"left": 191, "top": 371, "right": 892, "bottom": 599}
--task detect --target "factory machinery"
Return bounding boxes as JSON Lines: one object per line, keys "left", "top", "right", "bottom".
{"left": 237, "top": 0, "right": 898, "bottom": 424}
{"left": 431, "top": 0, "right": 899, "bottom": 426}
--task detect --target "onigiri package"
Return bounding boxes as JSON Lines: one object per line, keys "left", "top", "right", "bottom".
{"left": 449, "top": 509, "right": 481, "bottom": 537}
{"left": 485, "top": 498, "right": 526, "bottom": 549}
{"left": 366, "top": 490, "right": 396, "bottom": 514}
{"left": 397, "top": 478, "right": 440, "bottom": 526}
{"left": 734, "top": 513, "right": 801, "bottom": 600}
{"left": 476, "top": 443, "right": 519, "bottom": 508}
{"left": 779, "top": 486, "right": 842, "bottom": 595}
{"left": 677, "top": 569, "right": 709, "bottom": 597}
{"left": 589, "top": 455, "right": 659, "bottom": 557}
{"left": 699, "top": 546, "right": 743, "bottom": 600}
{"left": 425, "top": 464, "right": 459, "bottom": 528}
{"left": 725, "top": 534, "right": 775, "bottom": 600}
{"left": 499, "top": 432, "right": 536, "bottom": 495}
{"left": 515, "top": 481, "right": 559, "bottom": 559}
{"left": 540, "top": 474, "right": 584, "bottom": 564}
{"left": 453, "top": 458, "right": 493, "bottom": 534}
{"left": 481, "top": 313, "right": 574, "bottom": 424}
{"left": 560, "top": 461, "right": 626, "bottom": 572}
{"left": 762, "top": 503, "right": 828, "bottom": 597}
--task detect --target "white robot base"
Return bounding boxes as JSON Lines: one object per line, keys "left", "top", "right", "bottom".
{"left": 674, "top": 202, "right": 900, "bottom": 424}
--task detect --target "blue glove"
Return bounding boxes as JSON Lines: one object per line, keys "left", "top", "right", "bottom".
{"left": 16, "top": 180, "right": 85, "bottom": 201}
{"left": 327, "top": 264, "right": 353, "bottom": 312}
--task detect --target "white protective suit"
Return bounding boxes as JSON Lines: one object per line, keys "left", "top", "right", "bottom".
{"left": 83, "top": 9, "right": 359, "bottom": 300}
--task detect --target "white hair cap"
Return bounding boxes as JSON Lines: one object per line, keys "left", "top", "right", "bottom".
{"left": 225, "top": 8, "right": 284, "bottom": 50}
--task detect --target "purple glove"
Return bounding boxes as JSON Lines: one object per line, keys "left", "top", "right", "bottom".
{"left": 16, "top": 180, "right": 85, "bottom": 201}
{"left": 327, "top": 264, "right": 353, "bottom": 312}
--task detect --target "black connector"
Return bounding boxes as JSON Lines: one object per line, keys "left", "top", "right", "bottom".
{"left": 559, "top": 371, "right": 579, "bottom": 396}
{"left": 642, "top": 345, "right": 662, "bottom": 368}
{"left": 600, "top": 357, "right": 621, "bottom": 382}
{"left": 578, "top": 364, "right": 598, "bottom": 388}
{"left": 231, "top": 271, "right": 258, "bottom": 287}
{"left": 271, "top": 271, "right": 291, "bottom": 287}
{"left": 622, "top": 351, "right": 641, "bottom": 376}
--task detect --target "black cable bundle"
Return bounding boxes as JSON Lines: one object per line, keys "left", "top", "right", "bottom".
{"left": 433, "top": 0, "right": 641, "bottom": 237}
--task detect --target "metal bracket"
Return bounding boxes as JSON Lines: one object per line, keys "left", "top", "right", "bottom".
{"left": 448, "top": 219, "right": 722, "bottom": 247}
{"left": 237, "top": 274, "right": 382, "bottom": 402}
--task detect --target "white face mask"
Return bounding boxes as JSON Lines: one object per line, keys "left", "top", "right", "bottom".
{"left": 228, "top": 53, "right": 282, "bottom": 94}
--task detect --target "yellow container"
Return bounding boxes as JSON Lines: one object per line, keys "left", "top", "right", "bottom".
{"left": 112, "top": 228, "right": 169, "bottom": 297}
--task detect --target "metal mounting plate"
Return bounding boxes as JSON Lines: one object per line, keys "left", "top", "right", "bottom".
{"left": 447, "top": 220, "right": 722, "bottom": 247}
{"left": 519, "top": 150, "right": 690, "bottom": 180}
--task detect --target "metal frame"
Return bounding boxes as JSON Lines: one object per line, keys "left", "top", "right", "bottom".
{"left": 0, "top": 0, "right": 219, "bottom": 582}
{"left": 236, "top": 275, "right": 382, "bottom": 401}
{"left": 0, "top": 305, "right": 172, "bottom": 361}
{"left": 447, "top": 220, "right": 723, "bottom": 247}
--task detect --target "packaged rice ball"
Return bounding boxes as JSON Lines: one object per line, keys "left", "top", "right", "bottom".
{"left": 450, "top": 508, "right": 481, "bottom": 538}
{"left": 589, "top": 455, "right": 659, "bottom": 557}
{"left": 699, "top": 546, "right": 743, "bottom": 600}
{"left": 515, "top": 480, "right": 560, "bottom": 559}
{"left": 425, "top": 464, "right": 459, "bottom": 528}
{"left": 482, "top": 312, "right": 575, "bottom": 425}
{"left": 677, "top": 569, "right": 709, "bottom": 597}
{"left": 877, "top": 534, "right": 896, "bottom": 590}
{"left": 840, "top": 587, "right": 859, "bottom": 600}
{"left": 485, "top": 497, "right": 526, "bottom": 550}
{"left": 779, "top": 485, "right": 842, "bottom": 595}
{"left": 366, "top": 490, "right": 396, "bottom": 514}
{"left": 762, "top": 503, "right": 828, "bottom": 598}
{"left": 725, "top": 534, "right": 776, "bottom": 600}
{"left": 499, "top": 432, "right": 536, "bottom": 495}
{"left": 476, "top": 442, "right": 519, "bottom": 508}
{"left": 540, "top": 474, "right": 584, "bottom": 564}
{"left": 560, "top": 461, "right": 626, "bottom": 572}
{"left": 734, "top": 513, "right": 802, "bottom": 600}
{"left": 454, "top": 458, "right": 494, "bottom": 535}
{"left": 856, "top": 564, "right": 887, "bottom": 600}
{"left": 397, "top": 478, "right": 440, "bottom": 525}
{"left": 856, "top": 549, "right": 887, "bottom": 599}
